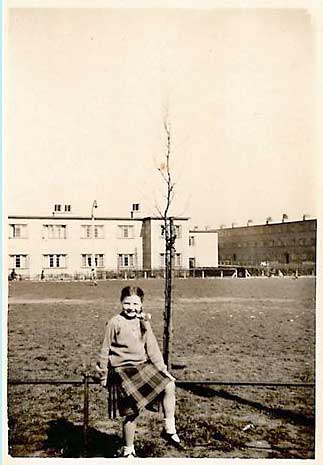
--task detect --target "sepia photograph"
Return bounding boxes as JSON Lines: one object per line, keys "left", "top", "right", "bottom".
{"left": 4, "top": 0, "right": 320, "bottom": 462}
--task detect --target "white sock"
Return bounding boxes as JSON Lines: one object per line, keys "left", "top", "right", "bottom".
{"left": 123, "top": 445, "right": 135, "bottom": 455}
{"left": 164, "top": 417, "right": 176, "bottom": 435}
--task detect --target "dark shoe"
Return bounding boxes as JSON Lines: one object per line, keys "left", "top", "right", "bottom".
{"left": 161, "top": 430, "right": 184, "bottom": 449}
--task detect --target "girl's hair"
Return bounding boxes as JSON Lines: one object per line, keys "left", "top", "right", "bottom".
{"left": 120, "top": 286, "right": 144, "bottom": 302}
{"left": 120, "top": 286, "right": 146, "bottom": 337}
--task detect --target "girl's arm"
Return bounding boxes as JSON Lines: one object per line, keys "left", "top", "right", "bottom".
{"left": 145, "top": 322, "right": 167, "bottom": 371}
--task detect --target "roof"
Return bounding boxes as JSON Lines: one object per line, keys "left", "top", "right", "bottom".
{"left": 189, "top": 230, "right": 218, "bottom": 234}
{"left": 8, "top": 215, "right": 190, "bottom": 221}
{"left": 214, "top": 219, "right": 317, "bottom": 232}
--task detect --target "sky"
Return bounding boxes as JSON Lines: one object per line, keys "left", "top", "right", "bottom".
{"left": 6, "top": 7, "right": 318, "bottom": 229}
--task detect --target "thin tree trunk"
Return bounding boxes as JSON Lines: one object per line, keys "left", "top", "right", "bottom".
{"left": 163, "top": 217, "right": 174, "bottom": 370}
{"left": 157, "top": 116, "right": 176, "bottom": 370}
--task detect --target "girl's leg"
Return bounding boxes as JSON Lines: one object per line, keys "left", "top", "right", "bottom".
{"left": 161, "top": 381, "right": 181, "bottom": 446}
{"left": 123, "top": 413, "right": 139, "bottom": 455}
{"left": 162, "top": 380, "right": 176, "bottom": 425}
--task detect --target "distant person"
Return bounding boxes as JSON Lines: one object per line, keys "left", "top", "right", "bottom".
{"left": 10, "top": 269, "right": 17, "bottom": 281}
{"left": 96, "top": 286, "right": 182, "bottom": 457}
{"left": 40, "top": 269, "right": 45, "bottom": 281}
{"left": 91, "top": 268, "right": 97, "bottom": 286}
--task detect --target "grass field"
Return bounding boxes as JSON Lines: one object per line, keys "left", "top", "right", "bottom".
{"left": 7, "top": 277, "right": 315, "bottom": 458}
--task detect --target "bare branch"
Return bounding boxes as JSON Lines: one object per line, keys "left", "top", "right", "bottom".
{"left": 154, "top": 201, "right": 164, "bottom": 219}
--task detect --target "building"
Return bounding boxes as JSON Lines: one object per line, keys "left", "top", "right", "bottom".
{"left": 8, "top": 203, "right": 315, "bottom": 279}
{"left": 188, "top": 229, "right": 219, "bottom": 268}
{"left": 7, "top": 205, "right": 194, "bottom": 279}
{"left": 214, "top": 219, "right": 316, "bottom": 270}
{"left": 142, "top": 217, "right": 190, "bottom": 271}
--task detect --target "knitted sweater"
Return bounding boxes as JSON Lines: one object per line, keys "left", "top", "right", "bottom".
{"left": 97, "top": 313, "right": 166, "bottom": 373}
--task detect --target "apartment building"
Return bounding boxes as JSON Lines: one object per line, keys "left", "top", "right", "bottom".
{"left": 214, "top": 219, "right": 317, "bottom": 268}
{"left": 7, "top": 206, "right": 195, "bottom": 279}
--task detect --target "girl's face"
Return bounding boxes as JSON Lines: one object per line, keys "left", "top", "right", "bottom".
{"left": 122, "top": 294, "right": 142, "bottom": 319}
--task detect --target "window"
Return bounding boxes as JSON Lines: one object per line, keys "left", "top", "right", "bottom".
{"left": 81, "top": 254, "right": 104, "bottom": 268}
{"left": 64, "top": 204, "right": 71, "bottom": 212}
{"left": 118, "top": 254, "right": 134, "bottom": 268}
{"left": 160, "top": 224, "right": 181, "bottom": 239}
{"left": 54, "top": 204, "right": 61, "bottom": 212}
{"left": 160, "top": 253, "right": 182, "bottom": 267}
{"left": 10, "top": 254, "right": 28, "bottom": 268}
{"left": 94, "top": 225, "right": 104, "bottom": 238}
{"left": 81, "top": 225, "right": 92, "bottom": 238}
{"left": 43, "top": 225, "right": 67, "bottom": 239}
{"left": 174, "top": 253, "right": 182, "bottom": 267}
{"left": 9, "top": 224, "right": 27, "bottom": 239}
{"left": 189, "top": 236, "right": 195, "bottom": 246}
{"left": 43, "top": 254, "right": 67, "bottom": 268}
{"left": 118, "top": 225, "right": 134, "bottom": 239}
{"left": 175, "top": 225, "right": 182, "bottom": 239}
{"left": 81, "top": 225, "right": 104, "bottom": 239}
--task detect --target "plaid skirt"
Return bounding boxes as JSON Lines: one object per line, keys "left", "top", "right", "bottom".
{"left": 107, "top": 362, "right": 171, "bottom": 419}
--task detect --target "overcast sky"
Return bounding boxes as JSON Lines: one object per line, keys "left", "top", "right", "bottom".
{"left": 6, "top": 7, "right": 317, "bottom": 228}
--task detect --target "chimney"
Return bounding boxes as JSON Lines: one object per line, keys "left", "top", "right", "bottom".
{"left": 131, "top": 203, "right": 140, "bottom": 219}
{"left": 52, "top": 204, "right": 72, "bottom": 215}
{"left": 53, "top": 204, "right": 62, "bottom": 214}
{"left": 282, "top": 213, "right": 288, "bottom": 223}
{"left": 303, "top": 214, "right": 309, "bottom": 221}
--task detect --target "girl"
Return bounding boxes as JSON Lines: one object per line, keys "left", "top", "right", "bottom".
{"left": 96, "top": 286, "right": 182, "bottom": 458}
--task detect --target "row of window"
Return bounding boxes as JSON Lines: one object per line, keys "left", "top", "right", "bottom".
{"left": 221, "top": 252, "right": 313, "bottom": 264}
{"left": 9, "top": 224, "right": 183, "bottom": 240}
{"left": 220, "top": 237, "right": 315, "bottom": 248}
{"left": 9, "top": 253, "right": 182, "bottom": 269}
{"left": 9, "top": 224, "right": 134, "bottom": 240}
{"left": 10, "top": 253, "right": 134, "bottom": 269}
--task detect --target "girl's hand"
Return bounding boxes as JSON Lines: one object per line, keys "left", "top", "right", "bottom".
{"left": 96, "top": 363, "right": 108, "bottom": 386}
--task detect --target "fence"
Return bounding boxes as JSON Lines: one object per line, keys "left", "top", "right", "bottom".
{"left": 8, "top": 375, "right": 315, "bottom": 456}
{"left": 8, "top": 264, "right": 316, "bottom": 282}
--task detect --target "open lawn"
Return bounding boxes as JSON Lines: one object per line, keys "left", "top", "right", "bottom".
{"left": 7, "top": 277, "right": 315, "bottom": 458}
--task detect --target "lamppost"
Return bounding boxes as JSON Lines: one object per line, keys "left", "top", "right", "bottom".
{"left": 91, "top": 200, "right": 98, "bottom": 275}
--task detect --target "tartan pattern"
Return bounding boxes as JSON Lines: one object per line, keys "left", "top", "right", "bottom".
{"left": 107, "top": 362, "right": 170, "bottom": 418}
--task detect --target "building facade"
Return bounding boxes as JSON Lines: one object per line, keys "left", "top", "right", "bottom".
{"left": 214, "top": 219, "right": 316, "bottom": 268}
{"left": 188, "top": 230, "right": 219, "bottom": 268}
{"left": 7, "top": 214, "right": 193, "bottom": 279}
{"left": 8, "top": 208, "right": 316, "bottom": 279}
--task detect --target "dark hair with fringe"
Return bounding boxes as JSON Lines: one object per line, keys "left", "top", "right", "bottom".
{"left": 120, "top": 286, "right": 144, "bottom": 302}
{"left": 120, "top": 286, "right": 146, "bottom": 336}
